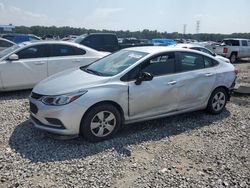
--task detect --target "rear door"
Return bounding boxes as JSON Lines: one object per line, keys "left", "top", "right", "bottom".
{"left": 174, "top": 52, "right": 217, "bottom": 110}
{"left": 47, "top": 44, "right": 95, "bottom": 76}
{"left": 0, "top": 44, "right": 48, "bottom": 89}
{"left": 241, "top": 40, "right": 249, "bottom": 57}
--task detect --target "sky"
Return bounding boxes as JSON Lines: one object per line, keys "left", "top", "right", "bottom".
{"left": 0, "top": 0, "right": 250, "bottom": 34}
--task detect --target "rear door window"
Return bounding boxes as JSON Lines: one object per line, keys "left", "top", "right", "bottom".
{"left": 177, "top": 52, "right": 204, "bottom": 72}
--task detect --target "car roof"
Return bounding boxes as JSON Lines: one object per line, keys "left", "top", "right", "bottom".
{"left": 20, "top": 40, "right": 83, "bottom": 46}
{"left": 125, "top": 46, "right": 214, "bottom": 57}
{"left": 171, "top": 43, "right": 203, "bottom": 48}
{"left": 223, "top": 38, "right": 250, "bottom": 41}
{"left": 16, "top": 40, "right": 102, "bottom": 54}
{"left": 125, "top": 46, "right": 197, "bottom": 53}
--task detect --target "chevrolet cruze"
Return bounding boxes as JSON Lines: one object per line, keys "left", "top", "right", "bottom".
{"left": 29, "top": 47, "right": 237, "bottom": 142}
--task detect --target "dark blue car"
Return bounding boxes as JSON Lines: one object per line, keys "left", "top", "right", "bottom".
{"left": 1, "top": 33, "right": 41, "bottom": 44}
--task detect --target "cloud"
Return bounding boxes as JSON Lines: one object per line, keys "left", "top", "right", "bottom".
{"left": 82, "top": 7, "right": 123, "bottom": 29}
{"left": 92, "top": 8, "right": 123, "bottom": 18}
{"left": 194, "top": 14, "right": 203, "bottom": 21}
{"left": 0, "top": 2, "right": 55, "bottom": 26}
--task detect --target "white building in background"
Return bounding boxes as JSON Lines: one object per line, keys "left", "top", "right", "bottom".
{"left": 0, "top": 24, "right": 15, "bottom": 33}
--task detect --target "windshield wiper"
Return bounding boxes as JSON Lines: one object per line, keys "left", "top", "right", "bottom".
{"left": 84, "top": 68, "right": 103, "bottom": 76}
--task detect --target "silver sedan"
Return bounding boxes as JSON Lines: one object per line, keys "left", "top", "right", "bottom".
{"left": 29, "top": 47, "right": 238, "bottom": 142}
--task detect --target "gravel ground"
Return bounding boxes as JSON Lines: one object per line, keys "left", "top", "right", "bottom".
{"left": 0, "top": 61, "right": 249, "bottom": 188}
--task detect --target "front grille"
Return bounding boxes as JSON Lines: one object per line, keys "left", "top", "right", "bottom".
{"left": 30, "top": 92, "right": 44, "bottom": 100}
{"left": 30, "top": 102, "right": 38, "bottom": 114}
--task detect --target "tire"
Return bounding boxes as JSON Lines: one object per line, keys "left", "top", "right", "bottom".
{"left": 206, "top": 88, "right": 228, "bottom": 114}
{"left": 80, "top": 103, "right": 121, "bottom": 142}
{"left": 229, "top": 53, "right": 237, "bottom": 63}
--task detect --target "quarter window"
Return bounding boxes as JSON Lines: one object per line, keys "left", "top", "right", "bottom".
{"left": 178, "top": 52, "right": 204, "bottom": 72}
{"left": 52, "top": 45, "right": 86, "bottom": 57}
{"left": 141, "top": 53, "right": 175, "bottom": 76}
{"left": 204, "top": 56, "right": 216, "bottom": 68}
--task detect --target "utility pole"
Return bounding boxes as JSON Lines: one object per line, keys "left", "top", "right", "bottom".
{"left": 196, "top": 20, "right": 200, "bottom": 34}
{"left": 183, "top": 24, "right": 186, "bottom": 35}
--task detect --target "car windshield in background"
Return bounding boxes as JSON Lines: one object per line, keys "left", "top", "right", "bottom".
{"left": 74, "top": 34, "right": 87, "bottom": 43}
{"left": 82, "top": 50, "right": 148, "bottom": 76}
{"left": 0, "top": 45, "right": 20, "bottom": 58}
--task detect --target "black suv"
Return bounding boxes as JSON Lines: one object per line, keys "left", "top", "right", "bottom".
{"left": 74, "top": 33, "right": 119, "bottom": 52}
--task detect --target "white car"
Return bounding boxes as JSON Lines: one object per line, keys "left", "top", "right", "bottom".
{"left": 0, "top": 41, "right": 109, "bottom": 91}
{"left": 30, "top": 47, "right": 237, "bottom": 142}
{"left": 172, "top": 43, "right": 230, "bottom": 63}
{"left": 0, "top": 37, "right": 15, "bottom": 51}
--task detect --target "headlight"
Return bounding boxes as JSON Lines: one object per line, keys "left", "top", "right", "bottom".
{"left": 41, "top": 90, "right": 87, "bottom": 106}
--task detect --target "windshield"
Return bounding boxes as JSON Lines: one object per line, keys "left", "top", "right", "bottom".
{"left": 0, "top": 45, "right": 20, "bottom": 58}
{"left": 82, "top": 50, "right": 148, "bottom": 76}
{"left": 74, "top": 34, "right": 87, "bottom": 43}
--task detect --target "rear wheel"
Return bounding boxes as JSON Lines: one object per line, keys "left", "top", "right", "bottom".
{"left": 229, "top": 53, "right": 237, "bottom": 63}
{"left": 206, "top": 88, "right": 228, "bottom": 114}
{"left": 80, "top": 104, "right": 121, "bottom": 142}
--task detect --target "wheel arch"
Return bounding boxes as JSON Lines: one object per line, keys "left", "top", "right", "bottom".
{"left": 79, "top": 100, "right": 125, "bottom": 132}
{"left": 230, "top": 51, "right": 238, "bottom": 56}
{"left": 212, "top": 86, "right": 230, "bottom": 101}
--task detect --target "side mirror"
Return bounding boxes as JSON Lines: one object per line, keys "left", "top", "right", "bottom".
{"left": 135, "top": 72, "right": 153, "bottom": 85}
{"left": 8, "top": 54, "right": 19, "bottom": 61}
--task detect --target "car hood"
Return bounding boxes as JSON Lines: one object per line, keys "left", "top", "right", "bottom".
{"left": 33, "top": 68, "right": 111, "bottom": 95}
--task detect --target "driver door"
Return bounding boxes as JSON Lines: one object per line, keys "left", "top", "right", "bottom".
{"left": 0, "top": 44, "right": 48, "bottom": 90}
{"left": 128, "top": 52, "right": 179, "bottom": 120}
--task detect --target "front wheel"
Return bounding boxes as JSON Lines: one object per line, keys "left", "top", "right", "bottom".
{"left": 206, "top": 88, "right": 228, "bottom": 114}
{"left": 80, "top": 104, "right": 121, "bottom": 142}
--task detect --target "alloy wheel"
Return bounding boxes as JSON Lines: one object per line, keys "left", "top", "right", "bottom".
{"left": 212, "top": 92, "right": 226, "bottom": 111}
{"left": 90, "top": 111, "right": 116, "bottom": 137}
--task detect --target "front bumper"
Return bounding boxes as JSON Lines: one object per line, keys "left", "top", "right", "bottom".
{"left": 29, "top": 97, "right": 88, "bottom": 135}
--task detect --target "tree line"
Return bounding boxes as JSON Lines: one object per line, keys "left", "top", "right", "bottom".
{"left": 15, "top": 26, "right": 250, "bottom": 42}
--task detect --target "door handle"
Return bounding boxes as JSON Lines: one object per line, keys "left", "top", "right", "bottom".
{"left": 205, "top": 73, "right": 213, "bottom": 77}
{"left": 34, "top": 62, "right": 46, "bottom": 65}
{"left": 167, "top": 81, "right": 177, "bottom": 85}
{"left": 73, "top": 59, "right": 81, "bottom": 62}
